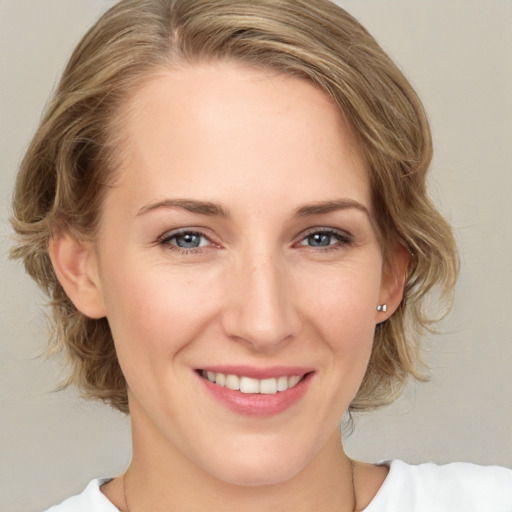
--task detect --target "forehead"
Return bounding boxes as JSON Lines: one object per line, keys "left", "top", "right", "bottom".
{"left": 110, "top": 61, "right": 370, "bottom": 214}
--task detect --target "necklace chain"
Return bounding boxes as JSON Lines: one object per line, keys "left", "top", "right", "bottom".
{"left": 122, "top": 459, "right": 357, "bottom": 512}
{"left": 350, "top": 457, "right": 358, "bottom": 512}
{"left": 122, "top": 472, "right": 129, "bottom": 512}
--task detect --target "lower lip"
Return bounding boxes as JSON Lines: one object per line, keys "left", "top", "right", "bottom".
{"left": 197, "top": 372, "right": 314, "bottom": 417}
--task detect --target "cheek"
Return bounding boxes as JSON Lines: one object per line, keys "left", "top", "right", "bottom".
{"left": 298, "top": 262, "right": 381, "bottom": 378}
{"left": 100, "top": 261, "right": 218, "bottom": 365}
{"left": 299, "top": 262, "right": 381, "bottom": 328}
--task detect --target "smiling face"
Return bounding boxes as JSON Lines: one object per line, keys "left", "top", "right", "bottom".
{"left": 59, "top": 62, "right": 403, "bottom": 486}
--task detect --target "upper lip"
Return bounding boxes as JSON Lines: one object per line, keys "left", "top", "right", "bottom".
{"left": 197, "top": 365, "right": 314, "bottom": 380}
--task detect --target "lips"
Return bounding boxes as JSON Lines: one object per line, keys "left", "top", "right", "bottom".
{"left": 196, "top": 366, "right": 314, "bottom": 416}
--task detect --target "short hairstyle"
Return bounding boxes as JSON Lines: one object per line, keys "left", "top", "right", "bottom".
{"left": 11, "top": 0, "right": 458, "bottom": 414}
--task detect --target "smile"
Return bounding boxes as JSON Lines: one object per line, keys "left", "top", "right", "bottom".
{"left": 200, "top": 370, "right": 304, "bottom": 395}
{"left": 197, "top": 366, "right": 314, "bottom": 416}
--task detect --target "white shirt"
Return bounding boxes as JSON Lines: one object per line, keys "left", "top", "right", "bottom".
{"left": 44, "top": 460, "right": 512, "bottom": 511}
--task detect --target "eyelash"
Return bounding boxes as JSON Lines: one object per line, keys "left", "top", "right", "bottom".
{"left": 158, "top": 227, "right": 353, "bottom": 255}
{"left": 158, "top": 229, "right": 212, "bottom": 255}
{"left": 296, "top": 228, "right": 353, "bottom": 252}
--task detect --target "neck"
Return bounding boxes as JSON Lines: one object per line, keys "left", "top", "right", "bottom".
{"left": 122, "top": 414, "right": 355, "bottom": 512}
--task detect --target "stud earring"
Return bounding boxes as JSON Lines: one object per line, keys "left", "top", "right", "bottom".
{"left": 377, "top": 304, "right": 388, "bottom": 312}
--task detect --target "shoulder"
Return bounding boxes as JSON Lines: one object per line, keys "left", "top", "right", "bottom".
{"left": 44, "top": 479, "right": 119, "bottom": 512}
{"left": 364, "top": 460, "right": 512, "bottom": 512}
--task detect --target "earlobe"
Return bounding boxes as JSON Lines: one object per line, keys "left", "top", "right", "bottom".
{"left": 376, "top": 243, "right": 411, "bottom": 321}
{"left": 48, "top": 231, "right": 106, "bottom": 319}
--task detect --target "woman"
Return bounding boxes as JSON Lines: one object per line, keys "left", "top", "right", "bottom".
{"left": 10, "top": 0, "right": 512, "bottom": 510}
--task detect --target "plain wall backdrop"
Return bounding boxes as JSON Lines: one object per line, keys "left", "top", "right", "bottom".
{"left": 1, "top": 1, "right": 511, "bottom": 510}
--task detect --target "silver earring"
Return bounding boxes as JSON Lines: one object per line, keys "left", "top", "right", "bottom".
{"left": 377, "top": 304, "right": 388, "bottom": 312}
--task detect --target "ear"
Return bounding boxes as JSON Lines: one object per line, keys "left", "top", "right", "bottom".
{"left": 376, "top": 243, "right": 411, "bottom": 322}
{"left": 48, "top": 230, "right": 106, "bottom": 319}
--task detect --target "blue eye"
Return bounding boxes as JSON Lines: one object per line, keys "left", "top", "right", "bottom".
{"left": 304, "top": 233, "right": 335, "bottom": 247}
{"left": 299, "top": 230, "right": 351, "bottom": 248}
{"left": 161, "top": 231, "right": 210, "bottom": 250}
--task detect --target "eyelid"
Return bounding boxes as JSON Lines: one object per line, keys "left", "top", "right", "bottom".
{"left": 294, "top": 227, "right": 354, "bottom": 251}
{"left": 298, "top": 226, "right": 353, "bottom": 241}
{"left": 158, "top": 228, "right": 210, "bottom": 244}
{"left": 157, "top": 228, "right": 220, "bottom": 255}
{"left": 156, "top": 226, "right": 353, "bottom": 253}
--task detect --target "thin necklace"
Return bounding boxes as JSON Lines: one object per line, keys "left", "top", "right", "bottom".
{"left": 122, "top": 472, "right": 128, "bottom": 512}
{"left": 122, "top": 471, "right": 129, "bottom": 512}
{"left": 122, "top": 460, "right": 357, "bottom": 512}
{"left": 350, "top": 457, "right": 359, "bottom": 512}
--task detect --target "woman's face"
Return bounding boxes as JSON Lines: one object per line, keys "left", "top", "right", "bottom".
{"left": 88, "top": 62, "right": 399, "bottom": 485}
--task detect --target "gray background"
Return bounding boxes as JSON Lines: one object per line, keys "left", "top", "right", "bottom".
{"left": 1, "top": 1, "right": 511, "bottom": 510}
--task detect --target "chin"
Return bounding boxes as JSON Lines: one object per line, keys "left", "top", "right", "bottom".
{"left": 200, "top": 442, "right": 313, "bottom": 488}
{"left": 213, "top": 463, "right": 301, "bottom": 488}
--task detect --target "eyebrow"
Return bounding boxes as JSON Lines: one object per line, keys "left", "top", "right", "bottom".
{"left": 293, "top": 199, "right": 370, "bottom": 219}
{"left": 136, "top": 198, "right": 370, "bottom": 219}
{"left": 136, "top": 199, "right": 230, "bottom": 218}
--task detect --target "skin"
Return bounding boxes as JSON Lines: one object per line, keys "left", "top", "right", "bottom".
{"left": 50, "top": 62, "right": 408, "bottom": 511}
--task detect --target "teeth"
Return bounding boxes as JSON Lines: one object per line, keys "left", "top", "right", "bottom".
{"left": 288, "top": 375, "right": 301, "bottom": 387}
{"left": 240, "top": 376, "right": 259, "bottom": 394}
{"left": 259, "top": 378, "right": 277, "bottom": 394}
{"left": 216, "top": 373, "right": 225, "bottom": 387}
{"left": 277, "top": 376, "right": 288, "bottom": 392}
{"left": 225, "top": 374, "right": 240, "bottom": 391}
{"left": 201, "top": 371, "right": 304, "bottom": 394}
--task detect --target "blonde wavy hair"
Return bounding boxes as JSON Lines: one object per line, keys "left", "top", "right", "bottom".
{"left": 11, "top": 0, "right": 458, "bottom": 414}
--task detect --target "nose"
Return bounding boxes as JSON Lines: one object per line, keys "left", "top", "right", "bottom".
{"left": 220, "top": 248, "right": 301, "bottom": 351}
